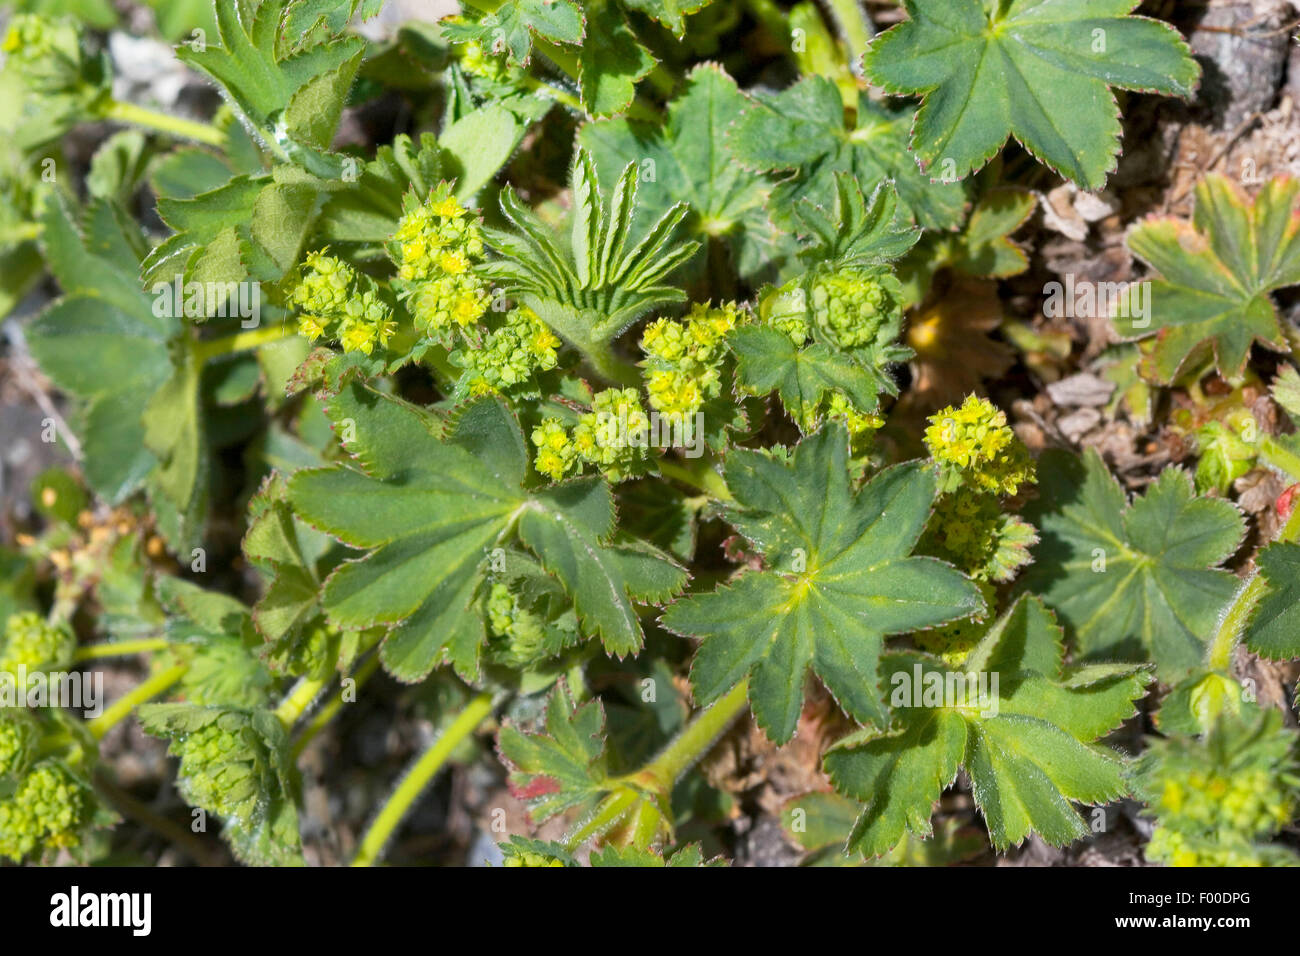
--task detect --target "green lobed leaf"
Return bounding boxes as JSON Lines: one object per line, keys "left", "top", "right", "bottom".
{"left": 1117, "top": 174, "right": 1300, "bottom": 384}
{"left": 662, "top": 425, "right": 983, "bottom": 744}
{"left": 287, "top": 382, "right": 685, "bottom": 681}
{"left": 580, "top": 63, "right": 784, "bottom": 283}
{"left": 862, "top": 0, "right": 1200, "bottom": 189}
{"left": 442, "top": 0, "right": 585, "bottom": 67}
{"left": 1243, "top": 543, "right": 1300, "bottom": 661}
{"left": 825, "top": 595, "right": 1149, "bottom": 855}
{"left": 726, "top": 76, "right": 968, "bottom": 231}
{"left": 1017, "top": 448, "right": 1245, "bottom": 680}
{"left": 497, "top": 681, "right": 609, "bottom": 823}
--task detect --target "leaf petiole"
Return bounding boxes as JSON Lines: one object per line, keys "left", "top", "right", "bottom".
{"left": 100, "top": 99, "right": 225, "bottom": 147}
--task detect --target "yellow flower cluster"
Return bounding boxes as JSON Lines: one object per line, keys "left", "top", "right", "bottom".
{"left": 924, "top": 394, "right": 1034, "bottom": 496}
{"left": 290, "top": 250, "right": 396, "bottom": 355}
{"left": 640, "top": 302, "right": 740, "bottom": 417}
{"left": 393, "top": 186, "right": 490, "bottom": 335}
{"left": 456, "top": 307, "right": 560, "bottom": 396}
{"left": 530, "top": 389, "right": 652, "bottom": 482}
{"left": 0, "top": 761, "right": 88, "bottom": 862}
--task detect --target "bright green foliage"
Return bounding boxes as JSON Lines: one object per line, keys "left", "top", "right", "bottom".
{"left": 243, "top": 473, "right": 358, "bottom": 679}
{"left": 1134, "top": 707, "right": 1300, "bottom": 866}
{"left": 498, "top": 681, "right": 610, "bottom": 823}
{"left": 825, "top": 596, "right": 1149, "bottom": 856}
{"left": 727, "top": 76, "right": 966, "bottom": 230}
{"left": 483, "top": 150, "right": 698, "bottom": 380}
{"left": 581, "top": 65, "right": 782, "bottom": 283}
{"left": 176, "top": 0, "right": 364, "bottom": 160}
{"left": 663, "top": 425, "right": 983, "bottom": 743}
{"left": 139, "top": 702, "right": 302, "bottom": 865}
{"left": 1244, "top": 543, "right": 1300, "bottom": 661}
{"left": 1019, "top": 449, "right": 1245, "bottom": 679}
{"left": 0, "top": 13, "right": 110, "bottom": 149}
{"left": 291, "top": 249, "right": 396, "bottom": 354}
{"left": 1193, "top": 417, "right": 1257, "bottom": 495}
{"left": 442, "top": 0, "right": 584, "bottom": 67}
{"left": 498, "top": 835, "right": 574, "bottom": 866}
{"left": 288, "top": 381, "right": 685, "bottom": 678}
{"left": 1117, "top": 175, "right": 1300, "bottom": 384}
{"left": 0, "top": 611, "right": 74, "bottom": 674}
{"left": 862, "top": 0, "right": 1200, "bottom": 189}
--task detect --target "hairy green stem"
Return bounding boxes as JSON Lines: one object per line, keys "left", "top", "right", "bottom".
{"left": 351, "top": 691, "right": 495, "bottom": 867}
{"left": 824, "top": 0, "right": 874, "bottom": 61}
{"left": 73, "top": 638, "right": 170, "bottom": 661}
{"left": 274, "top": 673, "right": 334, "bottom": 729}
{"left": 193, "top": 323, "right": 297, "bottom": 364}
{"left": 633, "top": 679, "right": 749, "bottom": 791}
{"left": 1258, "top": 436, "right": 1300, "bottom": 481}
{"left": 291, "top": 655, "right": 381, "bottom": 759}
{"left": 657, "top": 456, "right": 733, "bottom": 501}
{"left": 563, "top": 786, "right": 641, "bottom": 851}
{"left": 1207, "top": 504, "right": 1300, "bottom": 671}
{"left": 100, "top": 100, "right": 225, "bottom": 146}
{"left": 87, "top": 662, "right": 189, "bottom": 740}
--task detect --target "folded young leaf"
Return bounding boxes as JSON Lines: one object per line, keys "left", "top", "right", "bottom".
{"left": 442, "top": 0, "right": 585, "bottom": 67}
{"left": 177, "top": 0, "right": 364, "bottom": 161}
{"left": 1018, "top": 449, "right": 1244, "bottom": 680}
{"left": 825, "top": 595, "right": 1149, "bottom": 856}
{"left": 863, "top": 0, "right": 1199, "bottom": 189}
{"left": 662, "top": 425, "right": 983, "bottom": 744}
{"left": 580, "top": 64, "right": 785, "bottom": 283}
{"left": 287, "top": 381, "right": 685, "bottom": 681}
{"left": 1117, "top": 174, "right": 1300, "bottom": 384}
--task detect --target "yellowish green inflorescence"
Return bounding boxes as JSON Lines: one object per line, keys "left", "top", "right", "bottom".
{"left": 640, "top": 302, "right": 741, "bottom": 418}
{"left": 393, "top": 184, "right": 490, "bottom": 336}
{"left": 531, "top": 388, "right": 653, "bottom": 483}
{"left": 0, "top": 760, "right": 91, "bottom": 862}
{"left": 1137, "top": 708, "right": 1300, "bottom": 866}
{"left": 291, "top": 249, "right": 396, "bottom": 355}
{"left": 916, "top": 395, "right": 1037, "bottom": 664}
{"left": 455, "top": 306, "right": 560, "bottom": 396}
{"left": 0, "top": 611, "right": 74, "bottom": 675}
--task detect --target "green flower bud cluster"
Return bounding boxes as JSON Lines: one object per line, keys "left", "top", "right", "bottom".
{"left": 757, "top": 282, "right": 810, "bottom": 346}
{"left": 486, "top": 582, "right": 550, "bottom": 669}
{"left": 531, "top": 388, "right": 652, "bottom": 482}
{"left": 924, "top": 395, "right": 1035, "bottom": 497}
{"left": 1135, "top": 708, "right": 1300, "bottom": 867}
{"left": 392, "top": 185, "right": 490, "bottom": 336}
{"left": 0, "top": 760, "right": 91, "bottom": 862}
{"left": 640, "top": 302, "right": 741, "bottom": 418}
{"left": 1, "top": 15, "right": 101, "bottom": 99}
{"left": 454, "top": 307, "right": 561, "bottom": 396}
{"left": 0, "top": 611, "right": 75, "bottom": 676}
{"left": 1193, "top": 413, "right": 1257, "bottom": 495}
{"left": 171, "top": 719, "right": 266, "bottom": 823}
{"left": 919, "top": 487, "right": 1037, "bottom": 583}
{"left": 290, "top": 249, "right": 396, "bottom": 355}
{"left": 809, "top": 268, "right": 901, "bottom": 350}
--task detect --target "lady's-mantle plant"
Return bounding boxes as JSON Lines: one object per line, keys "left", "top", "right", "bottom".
{"left": 1, "top": 0, "right": 1299, "bottom": 868}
